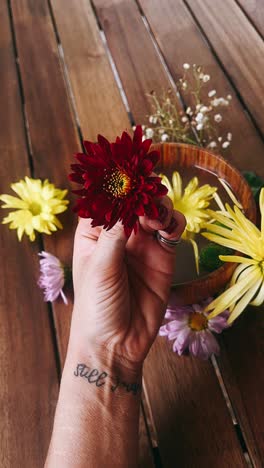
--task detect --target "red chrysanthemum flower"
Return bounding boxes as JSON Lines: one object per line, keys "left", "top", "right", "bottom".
{"left": 69, "top": 125, "right": 167, "bottom": 236}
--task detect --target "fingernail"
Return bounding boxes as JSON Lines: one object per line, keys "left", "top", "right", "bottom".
{"left": 158, "top": 205, "right": 169, "bottom": 223}
{"left": 164, "top": 217, "right": 178, "bottom": 234}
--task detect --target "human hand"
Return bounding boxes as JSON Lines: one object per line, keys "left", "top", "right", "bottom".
{"left": 69, "top": 197, "right": 185, "bottom": 371}
{"left": 46, "top": 200, "right": 185, "bottom": 468}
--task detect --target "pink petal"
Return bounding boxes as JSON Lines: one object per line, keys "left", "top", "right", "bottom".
{"left": 201, "top": 330, "right": 220, "bottom": 357}
{"left": 173, "top": 328, "right": 191, "bottom": 355}
{"left": 208, "top": 315, "right": 229, "bottom": 334}
{"left": 159, "top": 320, "right": 188, "bottom": 339}
{"left": 189, "top": 333, "right": 204, "bottom": 358}
{"left": 159, "top": 325, "right": 169, "bottom": 336}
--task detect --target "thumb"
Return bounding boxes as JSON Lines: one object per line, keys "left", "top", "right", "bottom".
{"left": 94, "top": 222, "right": 128, "bottom": 267}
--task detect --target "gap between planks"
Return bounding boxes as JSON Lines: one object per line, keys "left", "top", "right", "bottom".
{"left": 54, "top": 0, "right": 256, "bottom": 462}
{"left": 42, "top": 0, "right": 156, "bottom": 465}
{"left": 182, "top": 0, "right": 264, "bottom": 144}
{"left": 7, "top": 0, "right": 62, "bottom": 381}
{"left": 11, "top": 0, "right": 254, "bottom": 462}
{"left": 135, "top": 2, "right": 254, "bottom": 463}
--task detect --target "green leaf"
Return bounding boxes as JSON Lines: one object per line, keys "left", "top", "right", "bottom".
{"left": 199, "top": 243, "right": 233, "bottom": 272}
{"left": 243, "top": 171, "right": 264, "bottom": 201}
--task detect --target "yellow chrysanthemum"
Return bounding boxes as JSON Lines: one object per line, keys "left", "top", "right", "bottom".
{"left": 202, "top": 188, "right": 264, "bottom": 323}
{"left": 161, "top": 172, "right": 217, "bottom": 234}
{"left": 0, "top": 177, "right": 69, "bottom": 241}
{"left": 161, "top": 171, "right": 217, "bottom": 273}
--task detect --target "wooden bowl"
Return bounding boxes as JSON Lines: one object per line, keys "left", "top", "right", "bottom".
{"left": 151, "top": 142, "right": 256, "bottom": 305}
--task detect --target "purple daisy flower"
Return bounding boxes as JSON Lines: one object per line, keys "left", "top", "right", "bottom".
{"left": 159, "top": 298, "right": 229, "bottom": 360}
{"left": 38, "top": 251, "right": 68, "bottom": 304}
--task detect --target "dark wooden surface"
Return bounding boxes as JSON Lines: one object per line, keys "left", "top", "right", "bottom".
{"left": 1, "top": 0, "right": 264, "bottom": 466}
{"left": 0, "top": 2, "right": 58, "bottom": 467}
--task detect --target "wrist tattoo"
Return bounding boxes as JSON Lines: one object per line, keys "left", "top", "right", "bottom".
{"left": 74, "top": 363, "right": 142, "bottom": 396}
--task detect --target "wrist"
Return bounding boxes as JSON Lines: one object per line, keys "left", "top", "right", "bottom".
{"left": 67, "top": 334, "right": 143, "bottom": 376}
{"left": 47, "top": 344, "right": 142, "bottom": 468}
{"left": 62, "top": 341, "right": 143, "bottom": 401}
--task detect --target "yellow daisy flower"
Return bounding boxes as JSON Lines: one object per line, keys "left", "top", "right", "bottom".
{"left": 202, "top": 188, "right": 264, "bottom": 323}
{"left": 0, "top": 176, "right": 69, "bottom": 241}
{"left": 161, "top": 171, "right": 217, "bottom": 272}
{"left": 161, "top": 171, "right": 217, "bottom": 234}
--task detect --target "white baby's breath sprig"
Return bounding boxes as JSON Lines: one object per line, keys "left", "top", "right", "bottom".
{"left": 144, "top": 64, "right": 233, "bottom": 152}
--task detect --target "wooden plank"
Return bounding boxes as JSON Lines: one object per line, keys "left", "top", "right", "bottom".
{"left": 0, "top": 2, "right": 58, "bottom": 467}
{"left": 11, "top": 0, "right": 153, "bottom": 465}
{"left": 48, "top": 1, "right": 154, "bottom": 465}
{"left": 50, "top": 0, "right": 131, "bottom": 140}
{"left": 139, "top": 404, "right": 155, "bottom": 468}
{"left": 139, "top": 0, "right": 264, "bottom": 174}
{"left": 92, "top": 0, "right": 177, "bottom": 123}
{"left": 144, "top": 340, "right": 247, "bottom": 467}
{"left": 133, "top": 0, "right": 264, "bottom": 465}
{"left": 92, "top": 1, "right": 248, "bottom": 466}
{"left": 217, "top": 309, "right": 264, "bottom": 465}
{"left": 10, "top": 0, "right": 80, "bottom": 363}
{"left": 185, "top": 0, "right": 264, "bottom": 135}
{"left": 237, "top": 0, "right": 264, "bottom": 38}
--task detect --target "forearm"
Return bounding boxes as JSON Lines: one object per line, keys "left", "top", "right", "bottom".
{"left": 45, "top": 344, "right": 142, "bottom": 468}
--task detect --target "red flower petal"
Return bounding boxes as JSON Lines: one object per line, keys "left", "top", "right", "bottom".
{"left": 69, "top": 126, "right": 164, "bottom": 236}
{"left": 133, "top": 125, "right": 142, "bottom": 151}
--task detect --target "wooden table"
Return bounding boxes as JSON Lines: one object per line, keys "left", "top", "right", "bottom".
{"left": 1, "top": 1, "right": 264, "bottom": 466}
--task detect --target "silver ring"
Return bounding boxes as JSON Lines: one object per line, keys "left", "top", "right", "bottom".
{"left": 156, "top": 231, "right": 181, "bottom": 247}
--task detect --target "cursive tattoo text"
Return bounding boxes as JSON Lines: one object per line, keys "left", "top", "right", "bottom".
{"left": 110, "top": 377, "right": 141, "bottom": 396}
{"left": 74, "top": 363, "right": 142, "bottom": 396}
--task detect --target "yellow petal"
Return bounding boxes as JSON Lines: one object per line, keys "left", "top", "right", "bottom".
{"left": 32, "top": 215, "right": 43, "bottom": 231}
{"left": 203, "top": 222, "right": 236, "bottom": 239}
{"left": 206, "top": 266, "right": 259, "bottom": 317}
{"left": 29, "top": 231, "right": 36, "bottom": 241}
{"left": 230, "top": 264, "right": 249, "bottom": 286}
{"left": 55, "top": 188, "right": 68, "bottom": 200}
{"left": 190, "top": 238, "right": 199, "bottom": 275}
{"left": 202, "top": 232, "right": 251, "bottom": 255}
{"left": 233, "top": 205, "right": 260, "bottom": 238}
{"left": 0, "top": 194, "right": 28, "bottom": 209}
{"left": 160, "top": 174, "right": 174, "bottom": 201}
{"left": 218, "top": 178, "right": 243, "bottom": 208}
{"left": 250, "top": 279, "right": 264, "bottom": 306}
{"left": 228, "top": 276, "right": 263, "bottom": 323}
{"left": 213, "top": 192, "right": 226, "bottom": 212}
{"left": 205, "top": 210, "right": 236, "bottom": 230}
{"left": 51, "top": 204, "right": 68, "bottom": 214}
{"left": 219, "top": 255, "right": 257, "bottom": 265}
{"left": 52, "top": 218, "right": 63, "bottom": 229}
{"left": 17, "top": 227, "right": 24, "bottom": 241}
{"left": 172, "top": 171, "right": 182, "bottom": 200}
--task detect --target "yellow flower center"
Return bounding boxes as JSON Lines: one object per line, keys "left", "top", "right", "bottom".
{"left": 29, "top": 201, "right": 42, "bottom": 216}
{"left": 189, "top": 312, "right": 208, "bottom": 331}
{"left": 104, "top": 169, "right": 131, "bottom": 198}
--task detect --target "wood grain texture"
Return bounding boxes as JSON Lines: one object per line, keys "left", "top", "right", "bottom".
{"left": 139, "top": 404, "right": 155, "bottom": 468}
{"left": 92, "top": 1, "right": 248, "bottom": 465}
{"left": 10, "top": 0, "right": 80, "bottom": 363}
{"left": 93, "top": 0, "right": 180, "bottom": 124}
{"left": 237, "top": 0, "right": 264, "bottom": 38}
{"left": 0, "top": 2, "right": 58, "bottom": 467}
{"left": 139, "top": 0, "right": 264, "bottom": 174}
{"left": 217, "top": 308, "right": 264, "bottom": 465}
{"left": 50, "top": 0, "right": 130, "bottom": 140}
{"left": 140, "top": 1, "right": 264, "bottom": 464}
{"left": 49, "top": 1, "right": 154, "bottom": 465}
{"left": 185, "top": 0, "right": 264, "bottom": 135}
{"left": 10, "top": 1, "right": 154, "bottom": 465}
{"left": 144, "top": 338, "right": 247, "bottom": 468}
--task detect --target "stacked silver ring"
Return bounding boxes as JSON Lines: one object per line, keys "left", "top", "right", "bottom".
{"left": 156, "top": 231, "right": 181, "bottom": 247}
